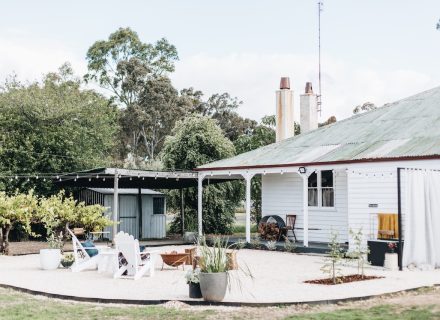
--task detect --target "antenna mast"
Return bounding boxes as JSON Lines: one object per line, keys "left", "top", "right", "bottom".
{"left": 317, "top": 1, "right": 323, "bottom": 114}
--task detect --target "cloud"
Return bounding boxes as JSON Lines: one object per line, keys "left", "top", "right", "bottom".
{"left": 0, "top": 30, "right": 86, "bottom": 83}
{"left": 171, "top": 53, "right": 437, "bottom": 122}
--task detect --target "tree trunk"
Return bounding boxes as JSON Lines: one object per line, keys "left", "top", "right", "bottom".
{"left": 1, "top": 225, "right": 12, "bottom": 255}
{"left": 0, "top": 227, "right": 4, "bottom": 254}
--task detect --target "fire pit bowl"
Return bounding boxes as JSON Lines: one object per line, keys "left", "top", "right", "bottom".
{"left": 160, "top": 251, "right": 190, "bottom": 270}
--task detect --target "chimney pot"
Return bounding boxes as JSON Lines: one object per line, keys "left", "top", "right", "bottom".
{"left": 305, "top": 82, "right": 313, "bottom": 94}
{"left": 280, "top": 77, "right": 290, "bottom": 90}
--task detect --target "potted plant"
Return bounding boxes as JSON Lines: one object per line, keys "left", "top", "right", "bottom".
{"left": 384, "top": 242, "right": 398, "bottom": 270}
{"left": 40, "top": 231, "right": 63, "bottom": 270}
{"left": 61, "top": 253, "right": 75, "bottom": 268}
{"left": 198, "top": 237, "right": 229, "bottom": 302}
{"left": 185, "top": 268, "right": 202, "bottom": 298}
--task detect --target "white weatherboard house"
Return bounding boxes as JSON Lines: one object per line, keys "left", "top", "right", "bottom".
{"left": 196, "top": 79, "right": 440, "bottom": 269}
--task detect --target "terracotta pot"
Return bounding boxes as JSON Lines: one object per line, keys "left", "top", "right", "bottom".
{"left": 199, "top": 272, "right": 228, "bottom": 302}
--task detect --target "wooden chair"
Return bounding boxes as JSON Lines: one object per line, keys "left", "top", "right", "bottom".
{"left": 285, "top": 214, "right": 297, "bottom": 242}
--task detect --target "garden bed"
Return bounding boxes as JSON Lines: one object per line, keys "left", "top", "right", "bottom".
{"left": 305, "top": 274, "right": 384, "bottom": 285}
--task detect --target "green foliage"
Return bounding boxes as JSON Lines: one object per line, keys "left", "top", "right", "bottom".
{"left": 36, "top": 191, "right": 112, "bottom": 247}
{"left": 0, "top": 190, "right": 38, "bottom": 254}
{"left": 161, "top": 115, "right": 240, "bottom": 234}
{"left": 120, "top": 77, "right": 188, "bottom": 162}
{"left": 234, "top": 116, "right": 276, "bottom": 223}
{"left": 85, "top": 27, "right": 178, "bottom": 108}
{"left": 250, "top": 235, "right": 261, "bottom": 249}
{"left": 348, "top": 228, "right": 370, "bottom": 277}
{"left": 0, "top": 64, "right": 119, "bottom": 195}
{"left": 198, "top": 237, "right": 229, "bottom": 273}
{"left": 321, "top": 231, "right": 344, "bottom": 284}
{"left": 283, "top": 235, "right": 297, "bottom": 253}
{"left": 266, "top": 240, "right": 277, "bottom": 250}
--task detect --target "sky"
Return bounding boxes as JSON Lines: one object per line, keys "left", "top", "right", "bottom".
{"left": 1, "top": 0, "right": 440, "bottom": 122}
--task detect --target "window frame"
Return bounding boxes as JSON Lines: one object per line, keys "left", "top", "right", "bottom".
{"left": 307, "top": 170, "right": 335, "bottom": 208}
{"left": 152, "top": 196, "right": 166, "bottom": 215}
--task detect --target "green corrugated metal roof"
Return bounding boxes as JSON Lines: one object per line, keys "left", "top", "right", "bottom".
{"left": 199, "top": 86, "right": 440, "bottom": 169}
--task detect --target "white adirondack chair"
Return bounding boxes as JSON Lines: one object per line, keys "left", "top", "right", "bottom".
{"left": 113, "top": 232, "right": 157, "bottom": 280}
{"left": 67, "top": 228, "right": 101, "bottom": 272}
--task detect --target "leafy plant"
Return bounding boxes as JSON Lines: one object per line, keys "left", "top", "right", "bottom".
{"left": 0, "top": 190, "right": 38, "bottom": 254}
{"left": 185, "top": 268, "right": 200, "bottom": 284}
{"left": 198, "top": 237, "right": 229, "bottom": 273}
{"left": 250, "top": 235, "right": 261, "bottom": 249}
{"left": 321, "top": 231, "right": 344, "bottom": 284}
{"left": 348, "top": 228, "right": 370, "bottom": 277}
{"left": 283, "top": 235, "right": 296, "bottom": 253}
{"left": 266, "top": 240, "right": 277, "bottom": 251}
{"left": 162, "top": 115, "right": 241, "bottom": 234}
{"left": 233, "top": 238, "right": 246, "bottom": 250}
{"left": 61, "top": 253, "right": 75, "bottom": 263}
{"left": 47, "top": 232, "right": 63, "bottom": 250}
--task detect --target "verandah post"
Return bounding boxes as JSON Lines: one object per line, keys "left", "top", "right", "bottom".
{"left": 197, "top": 174, "right": 204, "bottom": 237}
{"left": 302, "top": 174, "right": 309, "bottom": 247}
{"left": 245, "top": 173, "right": 255, "bottom": 243}
{"left": 113, "top": 170, "right": 119, "bottom": 241}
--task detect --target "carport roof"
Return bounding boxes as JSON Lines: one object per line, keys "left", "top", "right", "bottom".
{"left": 55, "top": 168, "right": 203, "bottom": 189}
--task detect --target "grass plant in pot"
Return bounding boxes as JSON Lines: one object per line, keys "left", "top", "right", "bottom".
{"left": 198, "top": 237, "right": 229, "bottom": 302}
{"left": 185, "top": 268, "right": 202, "bottom": 298}
{"left": 61, "top": 253, "right": 75, "bottom": 268}
{"left": 40, "top": 232, "right": 63, "bottom": 270}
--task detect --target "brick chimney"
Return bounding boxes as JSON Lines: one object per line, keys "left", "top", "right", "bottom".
{"left": 300, "top": 82, "right": 318, "bottom": 133}
{"left": 276, "top": 77, "right": 294, "bottom": 142}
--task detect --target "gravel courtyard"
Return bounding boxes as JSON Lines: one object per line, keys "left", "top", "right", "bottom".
{"left": 0, "top": 245, "right": 439, "bottom": 304}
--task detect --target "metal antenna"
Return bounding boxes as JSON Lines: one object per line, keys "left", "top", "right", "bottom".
{"left": 317, "top": 1, "right": 323, "bottom": 115}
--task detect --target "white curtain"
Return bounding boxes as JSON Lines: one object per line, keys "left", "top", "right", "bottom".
{"left": 402, "top": 169, "right": 440, "bottom": 269}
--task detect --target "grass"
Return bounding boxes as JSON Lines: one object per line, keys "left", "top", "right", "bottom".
{"left": 1, "top": 288, "right": 440, "bottom": 320}
{"left": 0, "top": 288, "right": 213, "bottom": 320}
{"left": 231, "top": 224, "right": 258, "bottom": 234}
{"left": 285, "top": 305, "right": 440, "bottom": 320}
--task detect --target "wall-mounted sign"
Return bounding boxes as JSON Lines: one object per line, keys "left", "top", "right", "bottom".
{"left": 369, "top": 204, "right": 379, "bottom": 208}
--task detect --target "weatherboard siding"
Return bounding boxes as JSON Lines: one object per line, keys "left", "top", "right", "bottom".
{"left": 261, "top": 171, "right": 348, "bottom": 243}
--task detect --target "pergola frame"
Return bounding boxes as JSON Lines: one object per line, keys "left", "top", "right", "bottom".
{"left": 194, "top": 165, "right": 350, "bottom": 246}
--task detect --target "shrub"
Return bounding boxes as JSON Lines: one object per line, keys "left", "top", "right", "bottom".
{"left": 321, "top": 231, "right": 344, "bottom": 284}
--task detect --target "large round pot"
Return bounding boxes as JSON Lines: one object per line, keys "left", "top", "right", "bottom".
{"left": 40, "top": 249, "right": 61, "bottom": 270}
{"left": 188, "top": 282, "right": 202, "bottom": 298}
{"left": 199, "top": 272, "right": 228, "bottom": 302}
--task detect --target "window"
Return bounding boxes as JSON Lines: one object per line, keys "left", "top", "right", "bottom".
{"left": 153, "top": 197, "right": 165, "bottom": 215}
{"left": 308, "top": 172, "right": 318, "bottom": 206}
{"left": 308, "top": 170, "right": 334, "bottom": 207}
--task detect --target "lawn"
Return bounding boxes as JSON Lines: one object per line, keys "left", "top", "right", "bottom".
{"left": 1, "top": 287, "right": 440, "bottom": 320}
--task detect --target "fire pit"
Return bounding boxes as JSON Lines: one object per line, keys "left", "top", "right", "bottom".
{"left": 160, "top": 251, "right": 189, "bottom": 270}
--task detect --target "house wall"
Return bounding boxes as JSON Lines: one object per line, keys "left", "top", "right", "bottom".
{"left": 261, "top": 170, "right": 349, "bottom": 243}
{"left": 346, "top": 159, "right": 440, "bottom": 249}
{"left": 104, "top": 194, "right": 166, "bottom": 239}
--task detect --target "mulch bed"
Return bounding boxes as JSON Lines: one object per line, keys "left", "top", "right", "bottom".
{"left": 305, "top": 274, "right": 384, "bottom": 285}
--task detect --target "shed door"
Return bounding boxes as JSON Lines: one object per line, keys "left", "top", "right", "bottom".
{"left": 118, "top": 195, "right": 139, "bottom": 238}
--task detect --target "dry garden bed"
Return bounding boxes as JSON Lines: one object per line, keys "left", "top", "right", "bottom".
{"left": 305, "top": 274, "right": 384, "bottom": 285}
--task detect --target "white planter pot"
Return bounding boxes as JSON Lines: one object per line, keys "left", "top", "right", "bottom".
{"left": 384, "top": 253, "right": 398, "bottom": 270}
{"left": 199, "top": 272, "right": 228, "bottom": 302}
{"left": 40, "top": 249, "right": 61, "bottom": 270}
